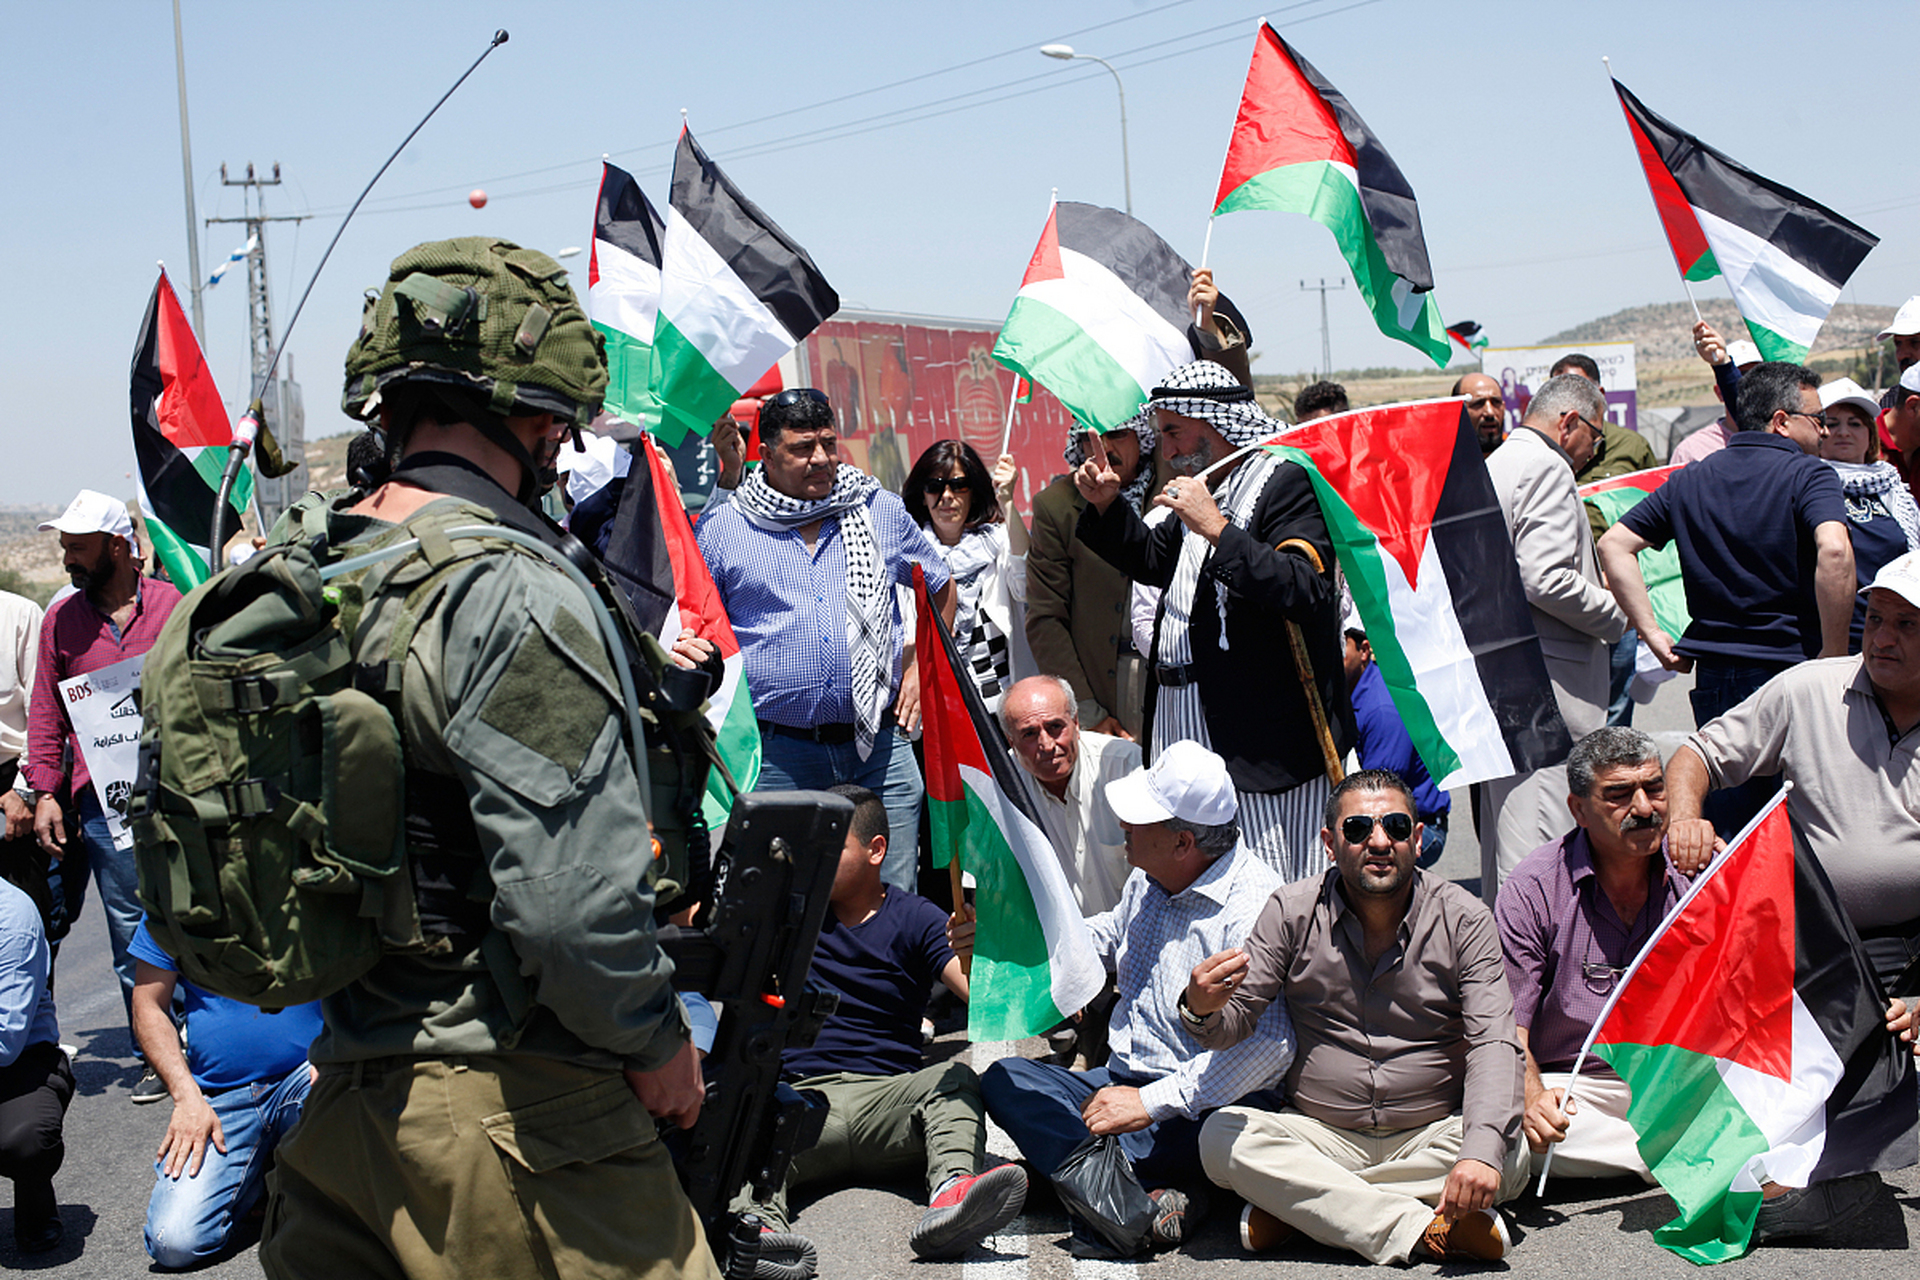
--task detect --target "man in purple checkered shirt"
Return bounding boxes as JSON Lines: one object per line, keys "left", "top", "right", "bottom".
{"left": 696, "top": 388, "right": 954, "bottom": 892}
{"left": 1494, "top": 727, "right": 1685, "bottom": 1182}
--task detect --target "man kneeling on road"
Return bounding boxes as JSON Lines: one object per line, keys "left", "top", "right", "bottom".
{"left": 1496, "top": 727, "right": 1684, "bottom": 1183}
{"left": 982, "top": 741, "right": 1293, "bottom": 1251}
{"left": 130, "top": 917, "right": 320, "bottom": 1268}
{"left": 732, "top": 784, "right": 1024, "bottom": 1268}
{"left": 1190, "top": 769, "right": 1528, "bottom": 1265}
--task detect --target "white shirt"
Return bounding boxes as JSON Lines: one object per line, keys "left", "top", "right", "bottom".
{"left": 1016, "top": 730, "right": 1141, "bottom": 917}
{"left": 0, "top": 592, "right": 41, "bottom": 770}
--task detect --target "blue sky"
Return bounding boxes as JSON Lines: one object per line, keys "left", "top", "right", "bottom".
{"left": 7, "top": 0, "right": 1915, "bottom": 505}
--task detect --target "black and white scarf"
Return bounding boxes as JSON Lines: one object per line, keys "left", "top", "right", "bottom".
{"left": 1064, "top": 409, "right": 1161, "bottom": 515}
{"left": 734, "top": 464, "right": 891, "bottom": 758}
{"left": 1830, "top": 460, "right": 1920, "bottom": 552}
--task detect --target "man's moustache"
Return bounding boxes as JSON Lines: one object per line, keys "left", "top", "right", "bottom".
{"left": 1621, "top": 813, "right": 1662, "bottom": 833}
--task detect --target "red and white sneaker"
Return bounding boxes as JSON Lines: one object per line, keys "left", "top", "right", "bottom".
{"left": 909, "top": 1164, "right": 1028, "bottom": 1259}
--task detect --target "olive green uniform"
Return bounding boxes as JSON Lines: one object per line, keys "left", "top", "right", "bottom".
{"left": 260, "top": 496, "right": 717, "bottom": 1280}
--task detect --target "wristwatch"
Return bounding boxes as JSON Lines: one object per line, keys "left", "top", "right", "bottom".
{"left": 1177, "top": 993, "right": 1210, "bottom": 1027}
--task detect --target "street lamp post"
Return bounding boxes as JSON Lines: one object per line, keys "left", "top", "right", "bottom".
{"left": 1040, "top": 44, "right": 1131, "bottom": 216}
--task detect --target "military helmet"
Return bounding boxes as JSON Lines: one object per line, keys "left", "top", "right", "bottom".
{"left": 342, "top": 237, "right": 608, "bottom": 435}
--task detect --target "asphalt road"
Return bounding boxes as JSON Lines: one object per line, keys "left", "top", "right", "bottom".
{"left": 12, "top": 670, "right": 1919, "bottom": 1276}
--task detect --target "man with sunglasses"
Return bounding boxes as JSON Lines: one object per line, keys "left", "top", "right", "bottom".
{"left": 696, "top": 387, "right": 955, "bottom": 892}
{"left": 1494, "top": 727, "right": 1684, "bottom": 1184}
{"left": 1188, "top": 769, "right": 1526, "bottom": 1264}
{"left": 1478, "top": 375, "right": 1628, "bottom": 903}
{"left": 1599, "top": 361, "right": 1854, "bottom": 838}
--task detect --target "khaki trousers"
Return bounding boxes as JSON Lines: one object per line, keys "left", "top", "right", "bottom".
{"left": 1525, "top": 1071, "right": 1652, "bottom": 1183}
{"left": 1200, "top": 1108, "right": 1529, "bottom": 1265}
{"left": 730, "top": 1061, "right": 985, "bottom": 1232}
{"left": 261, "top": 1055, "right": 718, "bottom": 1280}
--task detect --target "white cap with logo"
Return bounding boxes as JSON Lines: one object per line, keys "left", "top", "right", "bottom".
{"left": 1876, "top": 296, "right": 1920, "bottom": 343}
{"left": 1726, "top": 339, "right": 1764, "bottom": 369}
{"left": 1105, "top": 739, "right": 1238, "bottom": 826}
{"left": 1862, "top": 550, "right": 1920, "bottom": 606}
{"left": 1820, "top": 376, "right": 1881, "bottom": 421}
{"left": 37, "top": 490, "right": 134, "bottom": 544}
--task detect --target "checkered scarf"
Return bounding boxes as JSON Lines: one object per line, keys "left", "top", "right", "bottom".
{"left": 734, "top": 464, "right": 892, "bottom": 758}
{"left": 1148, "top": 359, "right": 1282, "bottom": 448}
{"left": 1064, "top": 409, "right": 1161, "bottom": 515}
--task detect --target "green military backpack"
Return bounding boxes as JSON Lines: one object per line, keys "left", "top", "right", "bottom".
{"left": 131, "top": 501, "right": 719, "bottom": 1010}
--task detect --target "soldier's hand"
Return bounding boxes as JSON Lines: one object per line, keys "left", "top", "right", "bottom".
{"left": 33, "top": 794, "right": 64, "bottom": 860}
{"left": 1184, "top": 947, "right": 1248, "bottom": 1017}
{"left": 627, "top": 1040, "right": 705, "bottom": 1130}
{"left": 669, "top": 628, "right": 716, "bottom": 670}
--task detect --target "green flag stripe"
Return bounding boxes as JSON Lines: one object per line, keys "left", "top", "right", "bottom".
{"left": 649, "top": 314, "right": 736, "bottom": 445}
{"left": 931, "top": 792, "right": 1061, "bottom": 1041}
{"left": 1598, "top": 1040, "right": 1770, "bottom": 1264}
{"left": 991, "top": 295, "right": 1150, "bottom": 432}
{"left": 1684, "top": 247, "right": 1721, "bottom": 282}
{"left": 1742, "top": 319, "right": 1810, "bottom": 364}
{"left": 1584, "top": 491, "right": 1692, "bottom": 641}
{"left": 1270, "top": 447, "right": 1462, "bottom": 781}
{"left": 142, "top": 512, "right": 210, "bottom": 591}
{"left": 594, "top": 321, "right": 660, "bottom": 429}
{"left": 1216, "top": 160, "right": 1452, "bottom": 367}
{"left": 185, "top": 445, "right": 252, "bottom": 514}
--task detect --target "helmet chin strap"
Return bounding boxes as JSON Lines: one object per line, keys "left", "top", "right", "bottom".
{"left": 420, "top": 385, "right": 552, "bottom": 507}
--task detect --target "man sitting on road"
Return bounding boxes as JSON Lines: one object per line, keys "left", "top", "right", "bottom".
{"left": 129, "top": 918, "right": 321, "bottom": 1269}
{"left": 0, "top": 877, "right": 70, "bottom": 1253}
{"left": 982, "top": 742, "right": 1293, "bottom": 1251}
{"left": 1496, "top": 727, "right": 1683, "bottom": 1183}
{"left": 732, "top": 784, "right": 1025, "bottom": 1267}
{"left": 1190, "top": 769, "right": 1527, "bottom": 1265}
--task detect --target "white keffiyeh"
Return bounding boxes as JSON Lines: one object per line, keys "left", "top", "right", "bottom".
{"left": 734, "top": 464, "right": 892, "bottom": 758}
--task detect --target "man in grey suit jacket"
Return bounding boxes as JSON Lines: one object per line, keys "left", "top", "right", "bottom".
{"left": 1476, "top": 375, "right": 1628, "bottom": 904}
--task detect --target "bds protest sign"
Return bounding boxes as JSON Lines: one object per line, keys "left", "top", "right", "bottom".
{"left": 1479, "top": 341, "right": 1639, "bottom": 436}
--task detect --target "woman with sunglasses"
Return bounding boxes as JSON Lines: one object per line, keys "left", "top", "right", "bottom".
{"left": 903, "top": 440, "right": 1031, "bottom": 710}
{"left": 1817, "top": 376, "right": 1920, "bottom": 651}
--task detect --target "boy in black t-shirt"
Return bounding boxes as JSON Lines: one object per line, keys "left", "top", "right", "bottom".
{"left": 733, "top": 784, "right": 1025, "bottom": 1263}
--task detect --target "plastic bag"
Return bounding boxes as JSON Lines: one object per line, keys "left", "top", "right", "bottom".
{"left": 1050, "top": 1134, "right": 1155, "bottom": 1258}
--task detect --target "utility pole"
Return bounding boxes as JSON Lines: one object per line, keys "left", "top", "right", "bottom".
{"left": 1300, "top": 278, "right": 1346, "bottom": 380}
{"left": 208, "top": 163, "right": 309, "bottom": 532}
{"left": 171, "top": 0, "right": 205, "bottom": 340}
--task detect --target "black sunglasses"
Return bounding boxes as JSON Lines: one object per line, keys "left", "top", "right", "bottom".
{"left": 1340, "top": 812, "right": 1414, "bottom": 845}
{"left": 921, "top": 476, "right": 970, "bottom": 496}
{"left": 767, "top": 388, "right": 830, "bottom": 410}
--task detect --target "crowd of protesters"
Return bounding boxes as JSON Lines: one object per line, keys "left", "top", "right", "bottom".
{"left": 8, "top": 283, "right": 1920, "bottom": 1272}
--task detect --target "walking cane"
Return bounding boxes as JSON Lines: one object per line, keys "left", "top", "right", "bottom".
{"left": 1275, "top": 539, "right": 1346, "bottom": 786}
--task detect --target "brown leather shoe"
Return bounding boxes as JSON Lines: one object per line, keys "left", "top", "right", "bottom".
{"left": 1416, "top": 1209, "right": 1511, "bottom": 1262}
{"left": 1239, "top": 1203, "right": 1296, "bottom": 1253}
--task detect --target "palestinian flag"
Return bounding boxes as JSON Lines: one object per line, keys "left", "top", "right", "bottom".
{"left": 1613, "top": 79, "right": 1878, "bottom": 363}
{"left": 1212, "top": 23, "right": 1451, "bottom": 367}
{"left": 991, "top": 201, "right": 1197, "bottom": 433}
{"left": 1589, "top": 792, "right": 1916, "bottom": 1263}
{"left": 1262, "top": 399, "right": 1571, "bottom": 787}
{"left": 915, "top": 567, "right": 1105, "bottom": 1041}
{"left": 1446, "top": 320, "right": 1488, "bottom": 355}
{"left": 588, "top": 162, "right": 667, "bottom": 432}
{"left": 1579, "top": 467, "right": 1691, "bottom": 642}
{"left": 602, "top": 434, "right": 759, "bottom": 823}
{"left": 130, "top": 270, "right": 250, "bottom": 575}
{"left": 650, "top": 127, "right": 838, "bottom": 446}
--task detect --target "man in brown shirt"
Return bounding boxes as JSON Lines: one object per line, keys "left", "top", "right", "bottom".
{"left": 1183, "top": 770, "right": 1527, "bottom": 1264}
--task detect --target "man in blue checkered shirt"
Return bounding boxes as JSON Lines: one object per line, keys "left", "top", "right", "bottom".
{"left": 981, "top": 741, "right": 1293, "bottom": 1251}
{"left": 696, "top": 389, "right": 954, "bottom": 891}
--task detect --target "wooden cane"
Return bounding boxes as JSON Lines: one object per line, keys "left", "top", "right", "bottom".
{"left": 1275, "top": 539, "right": 1346, "bottom": 787}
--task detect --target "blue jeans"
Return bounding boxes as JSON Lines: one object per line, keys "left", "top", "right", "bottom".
{"left": 1606, "top": 628, "right": 1638, "bottom": 727}
{"left": 75, "top": 789, "right": 145, "bottom": 1047}
{"left": 756, "top": 727, "right": 924, "bottom": 892}
{"left": 146, "top": 1066, "right": 311, "bottom": 1268}
{"left": 980, "top": 1058, "right": 1210, "bottom": 1193}
{"left": 1689, "top": 659, "right": 1789, "bottom": 840}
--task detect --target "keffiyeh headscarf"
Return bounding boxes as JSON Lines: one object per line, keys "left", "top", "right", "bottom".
{"left": 1064, "top": 409, "right": 1160, "bottom": 514}
{"left": 1148, "top": 359, "right": 1284, "bottom": 447}
{"left": 734, "top": 463, "right": 892, "bottom": 758}
{"left": 1830, "top": 460, "right": 1920, "bottom": 552}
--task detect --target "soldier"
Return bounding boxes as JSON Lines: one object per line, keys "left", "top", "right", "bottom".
{"left": 256, "top": 238, "right": 717, "bottom": 1280}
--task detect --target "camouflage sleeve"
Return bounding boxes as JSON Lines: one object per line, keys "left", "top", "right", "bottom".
{"left": 429, "top": 552, "right": 687, "bottom": 1070}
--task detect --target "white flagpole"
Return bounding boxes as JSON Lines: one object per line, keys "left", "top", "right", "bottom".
{"left": 1533, "top": 782, "right": 1793, "bottom": 1196}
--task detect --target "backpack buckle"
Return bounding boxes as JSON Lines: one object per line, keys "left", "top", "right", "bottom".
{"left": 224, "top": 777, "right": 281, "bottom": 819}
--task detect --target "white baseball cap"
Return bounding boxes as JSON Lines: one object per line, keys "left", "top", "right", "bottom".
{"left": 1876, "top": 296, "right": 1920, "bottom": 343}
{"left": 1726, "top": 339, "right": 1764, "bottom": 369}
{"left": 1105, "top": 739, "right": 1238, "bottom": 826}
{"left": 1820, "top": 376, "right": 1881, "bottom": 421}
{"left": 1862, "top": 550, "right": 1920, "bottom": 605}
{"left": 38, "top": 490, "right": 133, "bottom": 543}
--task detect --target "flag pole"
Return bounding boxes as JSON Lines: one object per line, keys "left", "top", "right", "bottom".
{"left": 1533, "top": 783, "right": 1793, "bottom": 1196}
{"left": 998, "top": 376, "right": 1020, "bottom": 461}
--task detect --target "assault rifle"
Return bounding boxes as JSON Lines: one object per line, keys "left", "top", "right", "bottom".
{"left": 661, "top": 790, "right": 848, "bottom": 1278}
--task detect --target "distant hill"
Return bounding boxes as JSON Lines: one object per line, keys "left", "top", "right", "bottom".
{"left": 1538, "top": 299, "right": 1895, "bottom": 364}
